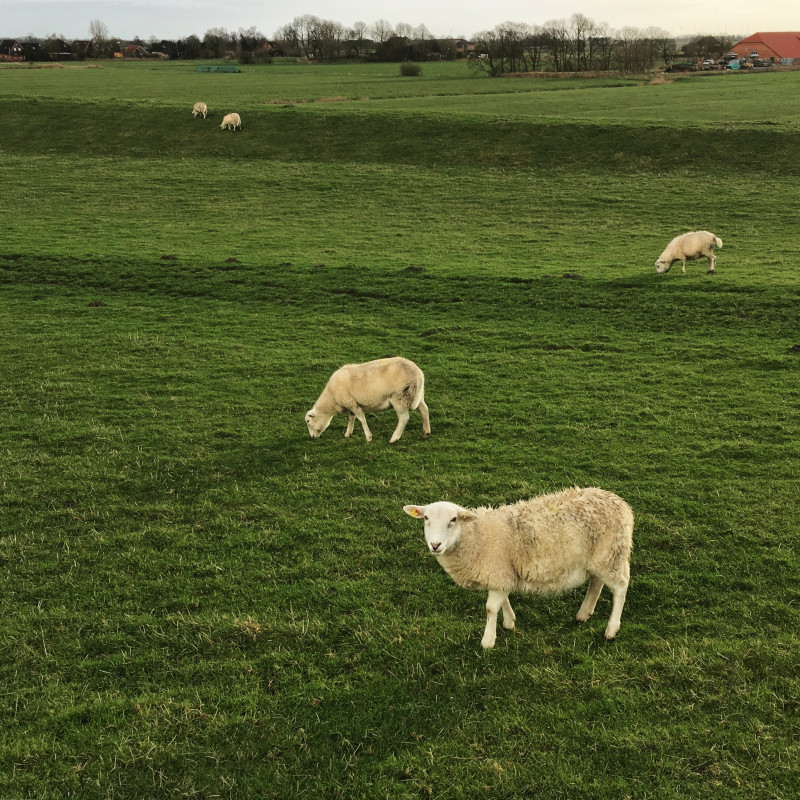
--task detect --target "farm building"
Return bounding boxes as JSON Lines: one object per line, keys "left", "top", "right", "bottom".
{"left": 0, "top": 39, "right": 24, "bottom": 61}
{"left": 729, "top": 32, "right": 800, "bottom": 64}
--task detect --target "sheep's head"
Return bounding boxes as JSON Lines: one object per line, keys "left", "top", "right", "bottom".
{"left": 655, "top": 258, "right": 672, "bottom": 274}
{"left": 404, "top": 502, "right": 477, "bottom": 556}
{"left": 305, "top": 407, "right": 332, "bottom": 438}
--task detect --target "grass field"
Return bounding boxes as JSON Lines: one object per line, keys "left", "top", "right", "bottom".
{"left": 1, "top": 61, "right": 799, "bottom": 799}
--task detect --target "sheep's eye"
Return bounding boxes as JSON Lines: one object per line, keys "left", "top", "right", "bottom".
{"left": 449, "top": 517, "right": 457, "bottom": 525}
{"left": 423, "top": 515, "right": 428, "bottom": 522}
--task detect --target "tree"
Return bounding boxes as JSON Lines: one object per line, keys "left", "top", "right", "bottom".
{"left": 179, "top": 35, "right": 202, "bottom": 59}
{"left": 202, "top": 27, "right": 236, "bottom": 58}
{"left": 682, "top": 35, "right": 728, "bottom": 61}
{"left": 541, "top": 19, "right": 572, "bottom": 71}
{"left": 471, "top": 23, "right": 532, "bottom": 76}
{"left": 588, "top": 23, "right": 615, "bottom": 70}
{"left": 88, "top": 19, "right": 109, "bottom": 57}
{"left": 371, "top": 19, "right": 395, "bottom": 44}
{"left": 238, "top": 26, "right": 266, "bottom": 63}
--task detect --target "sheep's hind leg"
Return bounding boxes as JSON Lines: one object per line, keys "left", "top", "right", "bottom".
{"left": 501, "top": 596, "right": 516, "bottom": 630}
{"left": 707, "top": 253, "right": 716, "bottom": 273}
{"left": 388, "top": 402, "right": 410, "bottom": 443}
{"left": 481, "top": 591, "right": 508, "bottom": 648}
{"left": 603, "top": 579, "right": 628, "bottom": 640}
{"left": 575, "top": 575, "right": 604, "bottom": 624}
{"left": 417, "top": 398, "right": 431, "bottom": 439}
{"left": 353, "top": 408, "right": 373, "bottom": 442}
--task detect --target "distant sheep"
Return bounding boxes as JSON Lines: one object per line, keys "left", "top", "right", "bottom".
{"left": 655, "top": 230, "right": 723, "bottom": 274}
{"left": 220, "top": 112, "right": 242, "bottom": 131}
{"left": 306, "top": 357, "right": 431, "bottom": 443}
{"left": 404, "top": 487, "right": 633, "bottom": 647}
{"left": 192, "top": 102, "right": 207, "bottom": 119}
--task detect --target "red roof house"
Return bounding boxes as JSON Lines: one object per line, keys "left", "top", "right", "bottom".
{"left": 730, "top": 32, "right": 800, "bottom": 63}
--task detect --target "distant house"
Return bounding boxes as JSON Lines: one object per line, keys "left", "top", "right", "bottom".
{"left": 453, "top": 39, "right": 475, "bottom": 57}
{"left": 729, "top": 32, "right": 800, "bottom": 64}
{"left": 122, "top": 44, "right": 150, "bottom": 59}
{"left": 0, "top": 39, "right": 24, "bottom": 61}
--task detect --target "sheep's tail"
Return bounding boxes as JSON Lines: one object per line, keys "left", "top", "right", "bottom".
{"left": 715, "top": 237, "right": 723, "bottom": 249}
{"left": 408, "top": 376, "right": 425, "bottom": 411}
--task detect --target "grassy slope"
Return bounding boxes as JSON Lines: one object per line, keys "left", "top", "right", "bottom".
{"left": 1, "top": 64, "right": 799, "bottom": 799}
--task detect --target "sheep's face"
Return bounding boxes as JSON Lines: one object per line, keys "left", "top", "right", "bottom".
{"left": 305, "top": 408, "right": 332, "bottom": 438}
{"left": 655, "top": 258, "right": 672, "bottom": 274}
{"left": 404, "top": 502, "right": 478, "bottom": 556}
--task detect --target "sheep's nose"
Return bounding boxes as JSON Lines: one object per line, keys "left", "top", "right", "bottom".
{"left": 430, "top": 542, "right": 441, "bottom": 553}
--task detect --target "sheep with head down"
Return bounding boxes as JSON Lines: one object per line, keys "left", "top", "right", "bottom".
{"left": 404, "top": 487, "right": 633, "bottom": 648}
{"left": 220, "top": 112, "right": 241, "bottom": 131}
{"left": 655, "top": 230, "right": 723, "bottom": 274}
{"left": 305, "top": 357, "right": 430, "bottom": 443}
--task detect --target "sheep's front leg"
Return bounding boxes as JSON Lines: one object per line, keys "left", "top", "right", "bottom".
{"left": 681, "top": 260, "right": 687, "bottom": 274}
{"left": 353, "top": 407, "right": 373, "bottom": 442}
{"left": 344, "top": 412, "right": 356, "bottom": 438}
{"left": 707, "top": 253, "right": 716, "bottom": 273}
{"left": 482, "top": 590, "right": 508, "bottom": 648}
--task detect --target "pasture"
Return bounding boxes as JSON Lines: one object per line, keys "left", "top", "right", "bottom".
{"left": 1, "top": 61, "right": 799, "bottom": 799}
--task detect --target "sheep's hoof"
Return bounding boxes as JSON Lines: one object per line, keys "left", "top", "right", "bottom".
{"left": 422, "top": 432, "right": 431, "bottom": 439}
{"left": 707, "top": 269, "right": 715, "bottom": 274}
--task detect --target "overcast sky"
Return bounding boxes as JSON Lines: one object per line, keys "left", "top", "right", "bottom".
{"left": 3, "top": 0, "right": 798, "bottom": 41}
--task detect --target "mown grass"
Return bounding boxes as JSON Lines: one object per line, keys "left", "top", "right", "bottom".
{"left": 1, "top": 63, "right": 799, "bottom": 799}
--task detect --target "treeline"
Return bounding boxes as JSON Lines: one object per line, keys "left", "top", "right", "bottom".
{"left": 24, "top": 13, "right": 734, "bottom": 71}
{"left": 475, "top": 14, "right": 677, "bottom": 75}
{"left": 471, "top": 16, "right": 732, "bottom": 74}
{"left": 272, "top": 15, "right": 460, "bottom": 61}
{"left": 17, "top": 26, "right": 273, "bottom": 62}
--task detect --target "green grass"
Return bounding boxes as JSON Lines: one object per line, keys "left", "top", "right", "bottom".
{"left": 1, "top": 62, "right": 799, "bottom": 799}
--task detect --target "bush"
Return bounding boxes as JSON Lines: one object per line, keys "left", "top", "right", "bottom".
{"left": 400, "top": 62, "right": 422, "bottom": 77}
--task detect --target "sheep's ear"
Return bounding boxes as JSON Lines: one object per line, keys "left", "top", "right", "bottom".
{"left": 459, "top": 509, "right": 478, "bottom": 522}
{"left": 403, "top": 505, "right": 425, "bottom": 518}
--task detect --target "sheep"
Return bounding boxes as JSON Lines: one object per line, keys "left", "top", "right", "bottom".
{"left": 192, "top": 102, "right": 207, "bottom": 119}
{"left": 220, "top": 112, "right": 242, "bottom": 131}
{"left": 655, "top": 230, "right": 723, "bottom": 274}
{"left": 403, "top": 487, "right": 633, "bottom": 647}
{"left": 305, "top": 356, "right": 431, "bottom": 443}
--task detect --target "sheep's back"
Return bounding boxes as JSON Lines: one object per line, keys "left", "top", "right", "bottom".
{"left": 328, "top": 357, "right": 422, "bottom": 410}
{"left": 466, "top": 488, "right": 632, "bottom": 594}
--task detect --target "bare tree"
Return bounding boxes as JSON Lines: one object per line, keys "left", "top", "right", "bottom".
{"left": 348, "top": 20, "right": 369, "bottom": 58}
{"left": 396, "top": 22, "right": 415, "bottom": 39}
{"left": 88, "top": 19, "right": 109, "bottom": 57}
{"left": 315, "top": 19, "right": 345, "bottom": 60}
{"left": 542, "top": 19, "right": 571, "bottom": 71}
{"left": 371, "top": 19, "right": 395, "bottom": 44}
{"left": 471, "top": 22, "right": 530, "bottom": 75}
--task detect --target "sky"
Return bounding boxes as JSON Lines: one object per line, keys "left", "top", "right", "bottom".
{"left": 2, "top": 0, "right": 798, "bottom": 42}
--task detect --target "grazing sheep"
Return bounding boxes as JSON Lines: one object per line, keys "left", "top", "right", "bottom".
{"left": 220, "top": 112, "right": 242, "bottom": 131}
{"left": 305, "top": 357, "right": 431, "bottom": 443}
{"left": 404, "top": 487, "right": 633, "bottom": 647}
{"left": 655, "top": 230, "right": 723, "bottom": 274}
{"left": 192, "top": 102, "right": 208, "bottom": 119}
